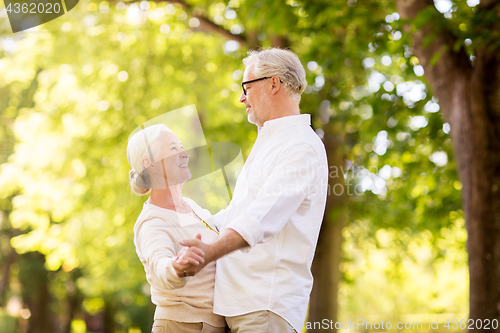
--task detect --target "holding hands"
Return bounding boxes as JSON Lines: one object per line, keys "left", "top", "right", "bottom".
{"left": 175, "top": 228, "right": 248, "bottom": 278}
{"left": 173, "top": 234, "right": 208, "bottom": 277}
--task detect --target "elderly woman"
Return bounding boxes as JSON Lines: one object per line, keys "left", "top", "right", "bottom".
{"left": 127, "top": 124, "right": 226, "bottom": 333}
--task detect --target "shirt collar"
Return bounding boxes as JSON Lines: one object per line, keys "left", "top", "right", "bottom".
{"left": 259, "top": 114, "right": 311, "bottom": 135}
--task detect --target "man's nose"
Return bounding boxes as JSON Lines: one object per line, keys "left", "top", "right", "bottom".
{"left": 239, "top": 92, "right": 246, "bottom": 103}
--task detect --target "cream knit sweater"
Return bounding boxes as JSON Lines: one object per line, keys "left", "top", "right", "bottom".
{"left": 133, "top": 198, "right": 225, "bottom": 328}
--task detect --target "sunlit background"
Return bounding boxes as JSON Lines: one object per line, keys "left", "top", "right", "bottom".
{"left": 0, "top": 0, "right": 478, "bottom": 332}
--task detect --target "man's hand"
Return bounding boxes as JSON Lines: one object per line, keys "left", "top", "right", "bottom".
{"left": 180, "top": 228, "right": 249, "bottom": 276}
{"left": 179, "top": 234, "right": 210, "bottom": 276}
{"left": 172, "top": 234, "right": 205, "bottom": 277}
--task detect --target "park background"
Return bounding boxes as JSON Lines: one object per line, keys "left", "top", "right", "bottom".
{"left": 2, "top": 0, "right": 499, "bottom": 332}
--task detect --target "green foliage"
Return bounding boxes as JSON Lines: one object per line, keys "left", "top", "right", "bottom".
{"left": 0, "top": 1, "right": 248, "bottom": 330}
{"left": 0, "top": 0, "right": 479, "bottom": 330}
{"left": 0, "top": 312, "right": 17, "bottom": 333}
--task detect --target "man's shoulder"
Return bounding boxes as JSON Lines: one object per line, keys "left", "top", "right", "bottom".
{"left": 281, "top": 125, "right": 326, "bottom": 155}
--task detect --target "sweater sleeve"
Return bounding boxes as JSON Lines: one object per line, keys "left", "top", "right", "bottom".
{"left": 137, "top": 219, "right": 188, "bottom": 289}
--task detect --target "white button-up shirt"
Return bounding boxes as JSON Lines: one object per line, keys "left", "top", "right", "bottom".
{"left": 210, "top": 114, "right": 328, "bottom": 332}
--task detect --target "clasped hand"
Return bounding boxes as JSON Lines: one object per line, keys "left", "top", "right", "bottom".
{"left": 172, "top": 234, "right": 210, "bottom": 277}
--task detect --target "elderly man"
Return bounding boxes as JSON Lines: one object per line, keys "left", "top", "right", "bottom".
{"left": 181, "top": 48, "right": 328, "bottom": 333}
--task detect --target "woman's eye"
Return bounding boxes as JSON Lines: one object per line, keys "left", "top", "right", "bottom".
{"left": 171, "top": 147, "right": 177, "bottom": 150}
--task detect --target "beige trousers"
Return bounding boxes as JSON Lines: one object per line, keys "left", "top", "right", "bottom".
{"left": 225, "top": 310, "right": 297, "bottom": 333}
{"left": 151, "top": 319, "right": 226, "bottom": 333}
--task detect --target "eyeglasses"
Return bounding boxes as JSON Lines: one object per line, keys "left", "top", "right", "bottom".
{"left": 241, "top": 76, "right": 283, "bottom": 96}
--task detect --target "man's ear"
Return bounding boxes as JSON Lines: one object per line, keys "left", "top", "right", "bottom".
{"left": 271, "top": 76, "right": 281, "bottom": 95}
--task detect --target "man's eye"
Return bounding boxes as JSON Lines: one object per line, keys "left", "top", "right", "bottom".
{"left": 171, "top": 147, "right": 177, "bottom": 150}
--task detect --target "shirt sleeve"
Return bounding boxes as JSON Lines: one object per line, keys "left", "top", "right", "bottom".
{"left": 225, "top": 143, "right": 318, "bottom": 247}
{"left": 209, "top": 203, "right": 233, "bottom": 231}
{"left": 137, "top": 219, "right": 188, "bottom": 289}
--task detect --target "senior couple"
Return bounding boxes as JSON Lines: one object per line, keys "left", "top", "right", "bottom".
{"left": 126, "top": 48, "right": 328, "bottom": 333}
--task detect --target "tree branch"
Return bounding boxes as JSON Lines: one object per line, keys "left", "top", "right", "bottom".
{"left": 478, "top": 0, "right": 500, "bottom": 11}
{"left": 121, "top": 0, "right": 248, "bottom": 45}
{"left": 396, "top": 0, "right": 472, "bottom": 122}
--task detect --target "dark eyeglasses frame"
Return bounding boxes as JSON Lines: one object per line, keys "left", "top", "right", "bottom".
{"left": 241, "top": 76, "right": 283, "bottom": 96}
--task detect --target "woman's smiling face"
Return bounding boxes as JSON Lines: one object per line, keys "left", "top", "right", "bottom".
{"left": 149, "top": 131, "right": 191, "bottom": 187}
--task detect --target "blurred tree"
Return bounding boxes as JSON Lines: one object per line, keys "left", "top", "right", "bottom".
{"left": 0, "top": 1, "right": 247, "bottom": 331}
{"left": 395, "top": 0, "right": 500, "bottom": 325}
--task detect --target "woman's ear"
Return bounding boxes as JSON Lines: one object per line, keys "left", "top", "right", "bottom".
{"left": 142, "top": 157, "right": 153, "bottom": 169}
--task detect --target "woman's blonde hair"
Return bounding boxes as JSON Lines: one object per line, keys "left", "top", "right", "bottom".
{"left": 126, "top": 124, "right": 174, "bottom": 195}
{"left": 243, "top": 48, "right": 307, "bottom": 103}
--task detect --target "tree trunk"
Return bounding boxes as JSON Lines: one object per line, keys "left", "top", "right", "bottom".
{"left": 308, "top": 126, "right": 346, "bottom": 332}
{"left": 62, "top": 271, "right": 83, "bottom": 333}
{"left": 397, "top": 0, "right": 500, "bottom": 327}
{"left": 0, "top": 249, "right": 17, "bottom": 306}
{"left": 103, "top": 300, "right": 115, "bottom": 333}
{"left": 464, "top": 46, "right": 500, "bottom": 326}
{"left": 19, "top": 252, "right": 54, "bottom": 333}
{"left": 0, "top": 195, "right": 20, "bottom": 307}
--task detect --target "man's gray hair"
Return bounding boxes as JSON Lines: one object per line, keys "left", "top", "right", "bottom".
{"left": 243, "top": 48, "right": 307, "bottom": 103}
